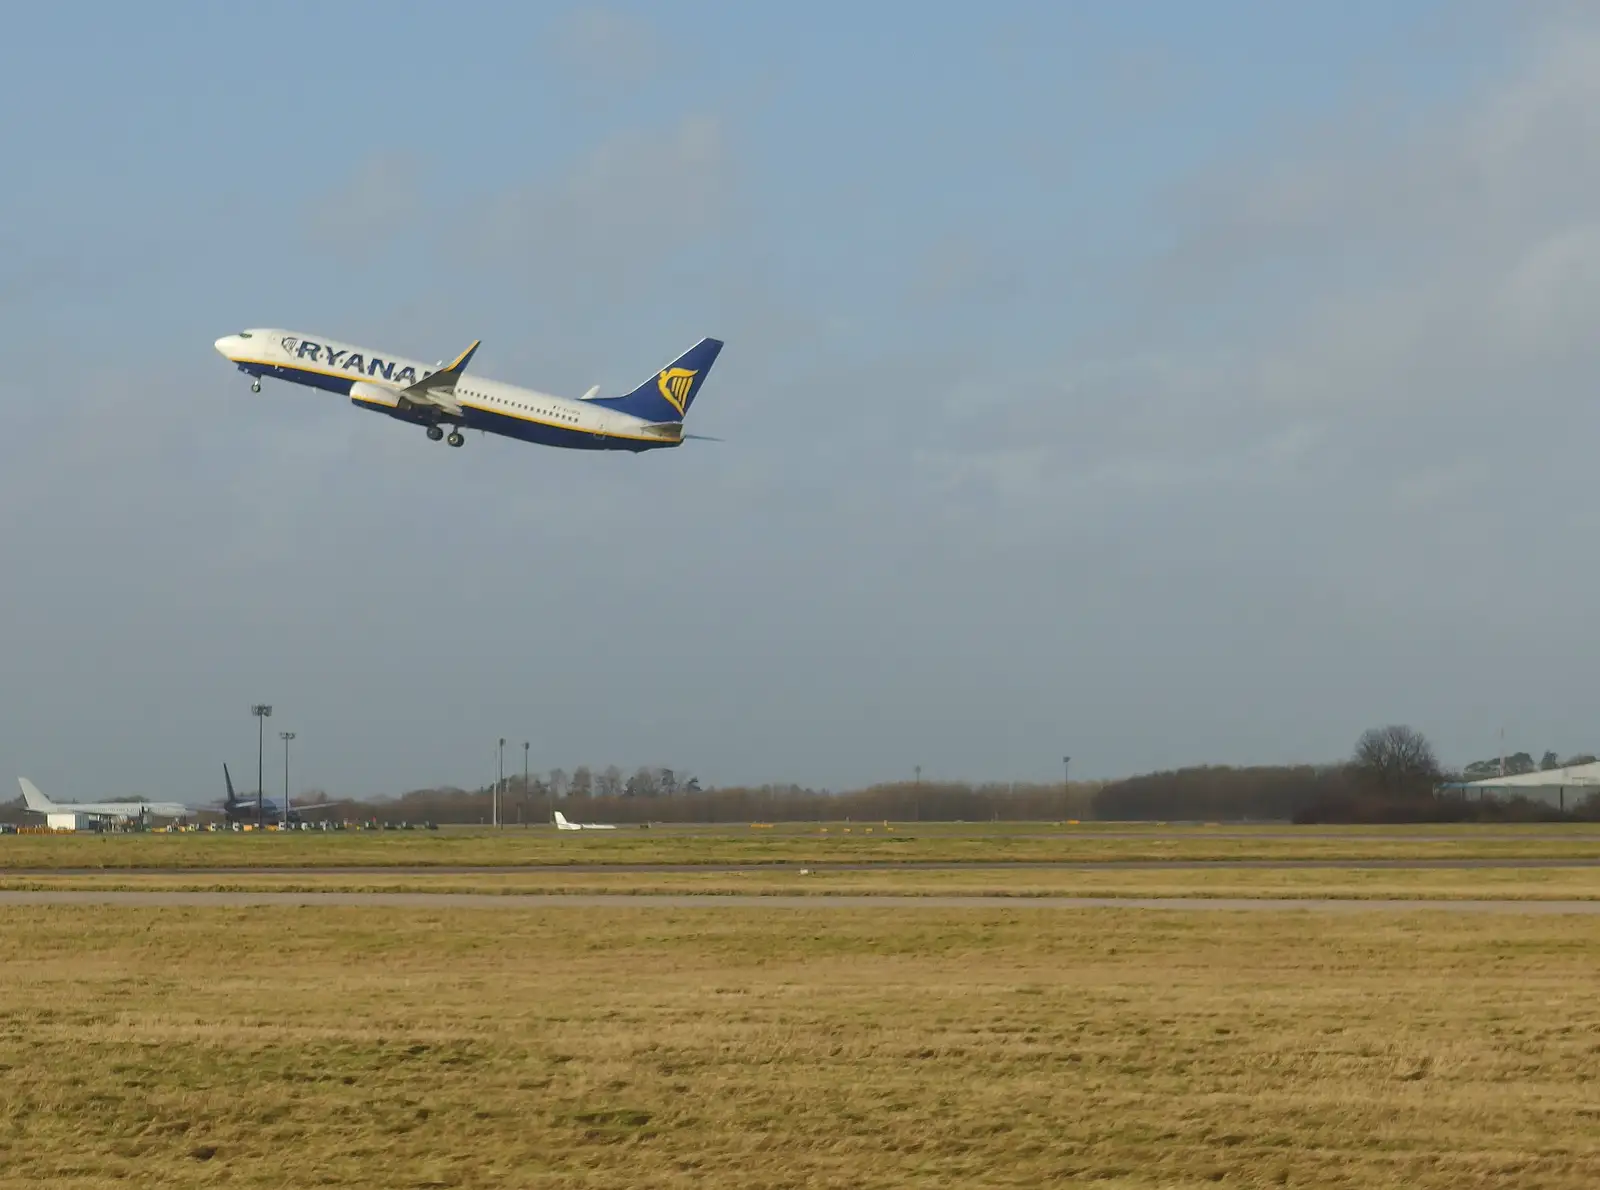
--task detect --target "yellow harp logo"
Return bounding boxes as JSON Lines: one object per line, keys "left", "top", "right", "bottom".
{"left": 657, "top": 367, "right": 698, "bottom": 416}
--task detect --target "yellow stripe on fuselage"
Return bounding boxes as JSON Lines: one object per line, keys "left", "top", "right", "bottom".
{"left": 231, "top": 355, "right": 671, "bottom": 444}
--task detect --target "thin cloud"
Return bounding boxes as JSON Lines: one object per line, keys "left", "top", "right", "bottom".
{"left": 546, "top": 6, "right": 663, "bottom": 98}
{"left": 460, "top": 115, "right": 731, "bottom": 301}
{"left": 303, "top": 152, "right": 424, "bottom": 265}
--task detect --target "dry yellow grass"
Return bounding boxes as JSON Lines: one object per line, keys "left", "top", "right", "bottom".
{"left": 3, "top": 864, "right": 1600, "bottom": 900}
{"left": 5, "top": 823, "right": 1600, "bottom": 870}
{"left": 0, "top": 905, "right": 1597, "bottom": 1188}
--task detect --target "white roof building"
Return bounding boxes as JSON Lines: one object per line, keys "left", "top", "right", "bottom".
{"left": 1451, "top": 762, "right": 1600, "bottom": 809}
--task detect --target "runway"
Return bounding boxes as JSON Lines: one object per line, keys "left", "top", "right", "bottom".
{"left": 5, "top": 856, "right": 1600, "bottom": 877}
{"left": 2, "top": 890, "right": 1598, "bottom": 912}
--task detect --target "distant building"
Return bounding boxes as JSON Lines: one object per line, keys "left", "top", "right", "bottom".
{"left": 1444, "top": 761, "right": 1600, "bottom": 811}
{"left": 46, "top": 812, "right": 100, "bottom": 832}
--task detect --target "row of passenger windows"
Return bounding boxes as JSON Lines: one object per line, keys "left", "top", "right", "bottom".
{"left": 461, "top": 389, "right": 580, "bottom": 425}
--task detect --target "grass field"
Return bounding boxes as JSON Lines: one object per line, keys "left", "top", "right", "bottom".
{"left": 1, "top": 904, "right": 1596, "bottom": 1188}
{"left": 5, "top": 822, "right": 1600, "bottom": 870}
{"left": 4, "top": 864, "right": 1600, "bottom": 900}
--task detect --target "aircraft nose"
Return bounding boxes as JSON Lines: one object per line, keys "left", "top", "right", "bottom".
{"left": 214, "top": 335, "right": 237, "bottom": 357}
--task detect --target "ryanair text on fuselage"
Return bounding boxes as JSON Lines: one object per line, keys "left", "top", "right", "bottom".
{"left": 213, "top": 329, "right": 724, "bottom": 453}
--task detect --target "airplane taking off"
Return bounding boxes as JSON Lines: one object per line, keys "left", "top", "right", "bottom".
{"left": 213, "top": 329, "right": 724, "bottom": 452}
{"left": 18, "top": 778, "right": 190, "bottom": 824}
{"left": 554, "top": 810, "right": 617, "bottom": 830}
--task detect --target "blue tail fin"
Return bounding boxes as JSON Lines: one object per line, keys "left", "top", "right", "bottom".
{"left": 590, "top": 338, "right": 723, "bottom": 423}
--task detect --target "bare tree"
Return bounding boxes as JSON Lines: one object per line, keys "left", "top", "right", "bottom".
{"left": 547, "top": 769, "right": 568, "bottom": 800}
{"left": 625, "top": 767, "right": 660, "bottom": 798}
{"left": 569, "top": 766, "right": 592, "bottom": 799}
{"left": 596, "top": 765, "right": 623, "bottom": 798}
{"left": 1351, "top": 725, "right": 1440, "bottom": 796}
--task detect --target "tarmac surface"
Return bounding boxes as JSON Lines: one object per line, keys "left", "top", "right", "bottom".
{"left": 2, "top": 890, "right": 1598, "bottom": 912}
{"left": 5, "top": 857, "right": 1600, "bottom": 876}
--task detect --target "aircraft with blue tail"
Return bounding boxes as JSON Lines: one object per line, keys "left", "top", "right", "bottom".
{"left": 214, "top": 330, "right": 723, "bottom": 452}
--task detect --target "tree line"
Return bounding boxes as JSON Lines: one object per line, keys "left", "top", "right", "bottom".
{"left": 7, "top": 726, "right": 1598, "bottom": 826}
{"left": 301, "top": 777, "right": 1102, "bottom": 827}
{"left": 280, "top": 727, "right": 1600, "bottom": 825}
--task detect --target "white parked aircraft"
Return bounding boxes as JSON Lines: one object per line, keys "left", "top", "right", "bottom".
{"left": 213, "top": 330, "right": 724, "bottom": 452}
{"left": 554, "top": 810, "right": 617, "bottom": 831}
{"left": 18, "top": 778, "right": 190, "bottom": 823}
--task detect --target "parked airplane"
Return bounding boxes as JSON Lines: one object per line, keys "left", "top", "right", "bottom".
{"left": 212, "top": 764, "right": 348, "bottom": 827}
{"left": 18, "top": 777, "right": 190, "bottom": 824}
{"left": 213, "top": 330, "right": 724, "bottom": 452}
{"left": 554, "top": 810, "right": 617, "bottom": 831}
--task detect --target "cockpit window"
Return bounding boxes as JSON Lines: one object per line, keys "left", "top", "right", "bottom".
{"left": 238, "top": 331, "right": 253, "bottom": 338}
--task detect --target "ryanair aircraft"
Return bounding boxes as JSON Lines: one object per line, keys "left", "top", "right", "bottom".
{"left": 213, "top": 330, "right": 723, "bottom": 451}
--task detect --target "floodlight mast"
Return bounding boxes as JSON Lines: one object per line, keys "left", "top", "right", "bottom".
{"left": 280, "top": 732, "right": 296, "bottom": 826}
{"left": 252, "top": 705, "right": 273, "bottom": 826}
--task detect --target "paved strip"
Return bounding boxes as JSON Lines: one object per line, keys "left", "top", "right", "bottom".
{"left": 4, "top": 857, "right": 1600, "bottom": 877}
{"left": 1, "top": 891, "right": 1598, "bottom": 912}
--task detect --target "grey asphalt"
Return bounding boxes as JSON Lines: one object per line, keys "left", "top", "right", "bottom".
{"left": 1, "top": 890, "right": 1598, "bottom": 912}
{"left": 4, "top": 857, "right": 1600, "bottom": 876}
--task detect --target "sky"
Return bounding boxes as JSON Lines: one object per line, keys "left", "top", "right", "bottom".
{"left": 3, "top": 1, "right": 1599, "bottom": 802}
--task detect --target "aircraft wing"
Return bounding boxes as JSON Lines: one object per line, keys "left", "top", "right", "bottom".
{"left": 395, "top": 340, "right": 480, "bottom": 418}
{"left": 292, "top": 801, "right": 351, "bottom": 816}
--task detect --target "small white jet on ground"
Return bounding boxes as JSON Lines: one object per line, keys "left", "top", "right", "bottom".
{"left": 213, "top": 329, "right": 724, "bottom": 452}
{"left": 18, "top": 778, "right": 190, "bottom": 824}
{"left": 554, "top": 810, "right": 617, "bottom": 831}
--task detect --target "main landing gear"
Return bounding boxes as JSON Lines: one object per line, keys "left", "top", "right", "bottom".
{"left": 447, "top": 430, "right": 464, "bottom": 448}
{"left": 426, "top": 425, "right": 465, "bottom": 447}
{"left": 427, "top": 425, "right": 444, "bottom": 441}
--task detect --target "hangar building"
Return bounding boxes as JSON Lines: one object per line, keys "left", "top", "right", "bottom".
{"left": 1450, "top": 762, "right": 1600, "bottom": 812}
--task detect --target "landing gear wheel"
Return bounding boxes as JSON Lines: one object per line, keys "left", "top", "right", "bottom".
{"left": 426, "top": 425, "right": 444, "bottom": 442}
{"left": 250, "top": 379, "right": 261, "bottom": 393}
{"left": 447, "top": 431, "right": 465, "bottom": 448}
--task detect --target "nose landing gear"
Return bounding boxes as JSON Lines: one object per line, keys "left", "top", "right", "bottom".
{"left": 250, "top": 379, "right": 261, "bottom": 393}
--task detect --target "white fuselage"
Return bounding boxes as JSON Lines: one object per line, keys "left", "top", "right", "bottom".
{"left": 554, "top": 811, "right": 617, "bottom": 830}
{"left": 18, "top": 778, "right": 189, "bottom": 821}
{"left": 213, "top": 329, "right": 682, "bottom": 452}
{"left": 47, "top": 800, "right": 191, "bottom": 820}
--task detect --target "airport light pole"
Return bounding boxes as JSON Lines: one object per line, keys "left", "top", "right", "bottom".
{"left": 523, "top": 742, "right": 529, "bottom": 828}
{"left": 497, "top": 738, "right": 505, "bottom": 829}
{"left": 1062, "top": 755, "right": 1071, "bottom": 821}
{"left": 280, "top": 732, "right": 296, "bottom": 827}
{"left": 251, "top": 705, "right": 272, "bottom": 827}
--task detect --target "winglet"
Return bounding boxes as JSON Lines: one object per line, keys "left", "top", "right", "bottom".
{"left": 444, "top": 339, "right": 481, "bottom": 373}
{"left": 401, "top": 339, "right": 480, "bottom": 398}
